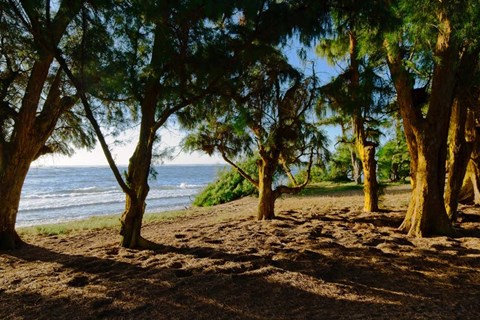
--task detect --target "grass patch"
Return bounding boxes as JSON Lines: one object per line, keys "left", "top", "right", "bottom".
{"left": 299, "top": 182, "right": 364, "bottom": 196}
{"left": 17, "top": 210, "right": 190, "bottom": 237}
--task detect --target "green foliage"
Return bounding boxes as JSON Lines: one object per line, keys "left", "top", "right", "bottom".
{"left": 377, "top": 138, "right": 410, "bottom": 182}
{"left": 193, "top": 158, "right": 258, "bottom": 207}
{"left": 296, "top": 144, "right": 353, "bottom": 183}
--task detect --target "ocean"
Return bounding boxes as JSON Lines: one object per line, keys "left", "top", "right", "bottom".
{"left": 18, "top": 165, "right": 225, "bottom": 227}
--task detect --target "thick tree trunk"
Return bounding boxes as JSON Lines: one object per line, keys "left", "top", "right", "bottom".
{"left": 120, "top": 193, "right": 146, "bottom": 248}
{"left": 257, "top": 159, "right": 276, "bottom": 220}
{"left": 119, "top": 51, "right": 159, "bottom": 248}
{"left": 386, "top": 10, "right": 457, "bottom": 236}
{"left": 399, "top": 146, "right": 453, "bottom": 236}
{"left": 0, "top": 159, "right": 31, "bottom": 249}
{"left": 0, "top": 144, "right": 38, "bottom": 249}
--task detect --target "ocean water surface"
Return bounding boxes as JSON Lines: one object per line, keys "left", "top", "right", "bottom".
{"left": 18, "top": 165, "right": 225, "bottom": 227}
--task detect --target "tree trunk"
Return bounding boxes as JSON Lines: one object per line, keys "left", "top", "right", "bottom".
{"left": 351, "top": 149, "right": 362, "bottom": 184}
{"left": 460, "top": 138, "right": 480, "bottom": 205}
{"left": 362, "top": 145, "right": 379, "bottom": 212}
{"left": 119, "top": 145, "right": 155, "bottom": 248}
{"left": 119, "top": 124, "right": 156, "bottom": 248}
{"left": 386, "top": 10, "right": 456, "bottom": 236}
{"left": 120, "top": 193, "right": 146, "bottom": 248}
{"left": 349, "top": 30, "right": 379, "bottom": 212}
{"left": 399, "top": 144, "right": 453, "bottom": 236}
{"left": 257, "top": 158, "right": 276, "bottom": 220}
{"left": 0, "top": 158, "right": 31, "bottom": 249}
{"left": 445, "top": 104, "right": 475, "bottom": 220}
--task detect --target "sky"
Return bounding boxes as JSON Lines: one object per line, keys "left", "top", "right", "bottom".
{"left": 36, "top": 40, "right": 340, "bottom": 167}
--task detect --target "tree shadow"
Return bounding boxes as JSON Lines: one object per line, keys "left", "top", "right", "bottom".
{"left": 0, "top": 241, "right": 440, "bottom": 320}
{"left": 3, "top": 205, "right": 480, "bottom": 319}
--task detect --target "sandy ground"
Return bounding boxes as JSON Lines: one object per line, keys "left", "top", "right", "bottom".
{"left": 1, "top": 185, "right": 480, "bottom": 320}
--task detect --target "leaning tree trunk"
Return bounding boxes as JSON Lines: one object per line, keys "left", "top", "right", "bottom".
{"left": 257, "top": 158, "right": 276, "bottom": 220}
{"left": 0, "top": 62, "right": 72, "bottom": 249}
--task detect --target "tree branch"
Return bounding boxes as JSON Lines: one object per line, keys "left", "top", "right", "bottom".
{"left": 221, "top": 151, "right": 259, "bottom": 188}
{"left": 55, "top": 50, "right": 135, "bottom": 198}
{"left": 274, "top": 148, "right": 314, "bottom": 199}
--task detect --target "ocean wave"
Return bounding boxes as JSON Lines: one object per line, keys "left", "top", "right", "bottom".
{"left": 19, "top": 193, "right": 193, "bottom": 213}
{"left": 179, "top": 182, "right": 205, "bottom": 189}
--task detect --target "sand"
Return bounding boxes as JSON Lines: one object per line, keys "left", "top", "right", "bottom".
{"left": 1, "top": 185, "right": 480, "bottom": 319}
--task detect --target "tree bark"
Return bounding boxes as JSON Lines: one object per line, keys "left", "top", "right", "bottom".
{"left": 257, "top": 158, "right": 276, "bottom": 220}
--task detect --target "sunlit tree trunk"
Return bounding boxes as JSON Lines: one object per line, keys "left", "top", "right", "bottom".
{"left": 361, "top": 144, "right": 379, "bottom": 211}
{"left": 349, "top": 31, "right": 378, "bottom": 212}
{"left": 445, "top": 104, "right": 475, "bottom": 221}
{"left": 257, "top": 157, "right": 276, "bottom": 220}
{"left": 459, "top": 131, "right": 480, "bottom": 205}
{"left": 400, "top": 138, "right": 453, "bottom": 236}
{"left": 444, "top": 52, "right": 479, "bottom": 220}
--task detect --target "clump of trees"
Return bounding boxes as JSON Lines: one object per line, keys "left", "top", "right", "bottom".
{"left": 2, "top": 0, "right": 480, "bottom": 249}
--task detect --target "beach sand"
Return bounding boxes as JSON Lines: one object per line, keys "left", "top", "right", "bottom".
{"left": 1, "top": 185, "right": 480, "bottom": 319}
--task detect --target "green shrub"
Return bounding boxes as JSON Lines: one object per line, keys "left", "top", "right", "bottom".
{"left": 194, "top": 157, "right": 258, "bottom": 206}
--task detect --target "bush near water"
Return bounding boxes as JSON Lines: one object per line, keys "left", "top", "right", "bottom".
{"left": 194, "top": 158, "right": 258, "bottom": 207}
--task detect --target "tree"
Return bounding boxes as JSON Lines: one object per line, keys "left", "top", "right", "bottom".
{"left": 57, "top": 0, "right": 245, "bottom": 248}
{"left": 0, "top": 0, "right": 94, "bottom": 249}
{"left": 384, "top": 0, "right": 480, "bottom": 236}
{"left": 316, "top": 28, "right": 390, "bottom": 212}
{"left": 184, "top": 53, "right": 328, "bottom": 220}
